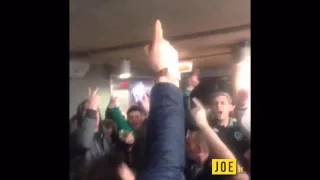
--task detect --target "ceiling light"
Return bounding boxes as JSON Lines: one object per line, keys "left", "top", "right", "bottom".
{"left": 119, "top": 59, "right": 131, "bottom": 79}
{"left": 119, "top": 73, "right": 131, "bottom": 79}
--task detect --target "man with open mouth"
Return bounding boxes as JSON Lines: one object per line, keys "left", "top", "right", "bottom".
{"left": 209, "top": 91, "right": 250, "bottom": 172}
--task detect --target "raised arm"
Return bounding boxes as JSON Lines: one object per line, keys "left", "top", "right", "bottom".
{"left": 72, "top": 110, "right": 98, "bottom": 150}
{"left": 139, "top": 20, "right": 185, "bottom": 180}
{"left": 70, "top": 95, "right": 100, "bottom": 151}
{"left": 184, "top": 89, "right": 195, "bottom": 133}
{"left": 234, "top": 89, "right": 250, "bottom": 140}
{"left": 106, "top": 96, "right": 135, "bottom": 136}
{"left": 141, "top": 81, "right": 185, "bottom": 180}
{"left": 184, "top": 71, "right": 200, "bottom": 132}
{"left": 191, "top": 98, "right": 249, "bottom": 180}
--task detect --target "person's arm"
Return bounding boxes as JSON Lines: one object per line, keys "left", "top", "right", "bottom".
{"left": 200, "top": 125, "right": 249, "bottom": 180}
{"left": 234, "top": 103, "right": 249, "bottom": 124}
{"left": 70, "top": 115, "right": 78, "bottom": 133}
{"left": 184, "top": 72, "right": 200, "bottom": 132}
{"left": 202, "top": 125, "right": 237, "bottom": 160}
{"left": 107, "top": 96, "right": 135, "bottom": 137}
{"left": 140, "top": 82, "right": 185, "bottom": 180}
{"left": 140, "top": 20, "right": 184, "bottom": 180}
{"left": 71, "top": 95, "right": 100, "bottom": 151}
{"left": 235, "top": 106, "right": 250, "bottom": 140}
{"left": 72, "top": 109, "right": 97, "bottom": 150}
{"left": 184, "top": 90, "right": 190, "bottom": 133}
{"left": 107, "top": 107, "right": 135, "bottom": 136}
{"left": 184, "top": 90, "right": 192, "bottom": 111}
{"left": 139, "top": 95, "right": 150, "bottom": 118}
{"left": 184, "top": 90, "right": 196, "bottom": 131}
{"left": 234, "top": 90, "right": 250, "bottom": 140}
{"left": 191, "top": 98, "right": 249, "bottom": 180}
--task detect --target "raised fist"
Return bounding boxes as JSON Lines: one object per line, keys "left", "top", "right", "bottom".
{"left": 107, "top": 96, "right": 119, "bottom": 109}
{"left": 119, "top": 131, "right": 135, "bottom": 145}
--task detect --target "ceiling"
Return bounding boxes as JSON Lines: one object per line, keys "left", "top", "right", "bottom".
{"left": 70, "top": 0, "right": 250, "bottom": 70}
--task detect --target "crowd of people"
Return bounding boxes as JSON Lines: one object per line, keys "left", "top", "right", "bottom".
{"left": 69, "top": 20, "right": 250, "bottom": 180}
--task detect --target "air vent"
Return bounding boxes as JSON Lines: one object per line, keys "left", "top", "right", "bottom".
{"left": 70, "top": 61, "right": 90, "bottom": 78}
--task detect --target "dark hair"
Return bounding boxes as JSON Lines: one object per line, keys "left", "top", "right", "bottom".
{"left": 84, "top": 153, "right": 124, "bottom": 180}
{"left": 127, "top": 105, "right": 143, "bottom": 116}
{"left": 190, "top": 76, "right": 234, "bottom": 107}
{"left": 102, "top": 119, "right": 115, "bottom": 129}
{"left": 211, "top": 91, "right": 233, "bottom": 104}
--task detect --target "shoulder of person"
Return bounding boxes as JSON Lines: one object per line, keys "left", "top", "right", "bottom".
{"left": 230, "top": 118, "right": 240, "bottom": 128}
{"left": 229, "top": 119, "right": 246, "bottom": 141}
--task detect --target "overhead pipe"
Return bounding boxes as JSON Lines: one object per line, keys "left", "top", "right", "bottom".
{"left": 70, "top": 24, "right": 250, "bottom": 57}
{"left": 182, "top": 52, "right": 230, "bottom": 61}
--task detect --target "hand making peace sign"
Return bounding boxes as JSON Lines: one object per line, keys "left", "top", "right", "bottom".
{"left": 87, "top": 87, "right": 100, "bottom": 111}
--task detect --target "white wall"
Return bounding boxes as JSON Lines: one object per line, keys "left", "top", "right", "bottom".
{"left": 69, "top": 64, "right": 111, "bottom": 119}
{"left": 111, "top": 89, "right": 130, "bottom": 113}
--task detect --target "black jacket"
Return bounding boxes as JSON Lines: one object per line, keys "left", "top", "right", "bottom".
{"left": 106, "top": 108, "right": 147, "bottom": 175}
{"left": 109, "top": 123, "right": 146, "bottom": 175}
{"left": 139, "top": 83, "right": 185, "bottom": 180}
{"left": 185, "top": 158, "right": 212, "bottom": 180}
{"left": 70, "top": 101, "right": 112, "bottom": 175}
{"left": 185, "top": 158, "right": 231, "bottom": 180}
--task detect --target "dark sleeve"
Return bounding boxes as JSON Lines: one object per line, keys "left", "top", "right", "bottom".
{"left": 184, "top": 90, "right": 198, "bottom": 132}
{"left": 184, "top": 159, "right": 193, "bottom": 180}
{"left": 71, "top": 109, "right": 97, "bottom": 150}
{"left": 108, "top": 107, "right": 135, "bottom": 137}
{"left": 139, "top": 83, "right": 185, "bottom": 180}
{"left": 183, "top": 90, "right": 191, "bottom": 111}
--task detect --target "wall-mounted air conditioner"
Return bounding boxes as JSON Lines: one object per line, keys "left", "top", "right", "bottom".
{"left": 70, "top": 61, "right": 90, "bottom": 78}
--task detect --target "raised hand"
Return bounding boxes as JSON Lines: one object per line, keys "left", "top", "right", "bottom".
{"left": 139, "top": 95, "right": 150, "bottom": 114}
{"left": 107, "top": 96, "right": 119, "bottom": 109}
{"left": 235, "top": 89, "right": 249, "bottom": 108}
{"left": 190, "top": 97, "right": 209, "bottom": 129}
{"left": 119, "top": 131, "right": 135, "bottom": 145}
{"left": 144, "top": 20, "right": 178, "bottom": 73}
{"left": 88, "top": 87, "right": 100, "bottom": 110}
{"left": 186, "top": 69, "right": 200, "bottom": 91}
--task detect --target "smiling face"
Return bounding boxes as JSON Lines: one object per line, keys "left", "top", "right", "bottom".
{"left": 127, "top": 106, "right": 144, "bottom": 130}
{"left": 128, "top": 110, "right": 143, "bottom": 130}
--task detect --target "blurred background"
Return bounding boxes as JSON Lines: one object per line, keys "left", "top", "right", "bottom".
{"left": 69, "top": 0, "right": 250, "bottom": 118}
